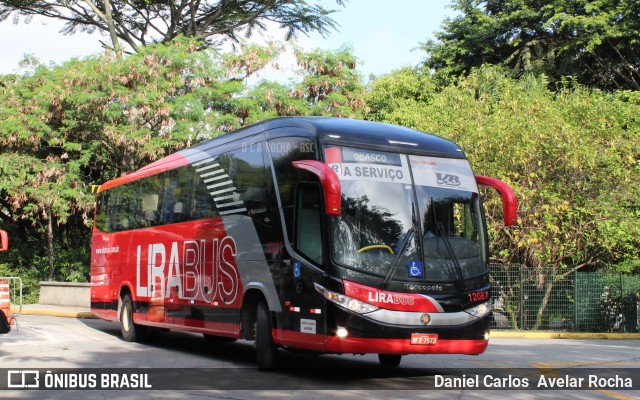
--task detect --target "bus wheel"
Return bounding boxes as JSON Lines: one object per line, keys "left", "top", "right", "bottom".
{"left": 378, "top": 354, "right": 402, "bottom": 367}
{"left": 120, "top": 294, "right": 147, "bottom": 342}
{"left": 255, "top": 300, "right": 278, "bottom": 370}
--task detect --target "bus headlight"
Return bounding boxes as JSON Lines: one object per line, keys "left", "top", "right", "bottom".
{"left": 314, "top": 283, "right": 379, "bottom": 314}
{"left": 465, "top": 301, "right": 491, "bottom": 318}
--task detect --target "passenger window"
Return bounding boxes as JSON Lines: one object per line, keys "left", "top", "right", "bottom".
{"left": 110, "top": 185, "right": 134, "bottom": 231}
{"left": 229, "top": 145, "right": 268, "bottom": 216}
{"left": 95, "top": 192, "right": 109, "bottom": 232}
{"left": 214, "top": 145, "right": 268, "bottom": 217}
{"left": 136, "top": 175, "right": 162, "bottom": 227}
{"left": 161, "top": 168, "right": 195, "bottom": 224}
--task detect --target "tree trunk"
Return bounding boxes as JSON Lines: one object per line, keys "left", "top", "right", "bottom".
{"left": 103, "top": 0, "right": 123, "bottom": 56}
{"left": 83, "top": 0, "right": 124, "bottom": 55}
{"left": 534, "top": 278, "right": 555, "bottom": 330}
{"left": 506, "top": 303, "right": 520, "bottom": 329}
{"left": 47, "top": 205, "right": 55, "bottom": 281}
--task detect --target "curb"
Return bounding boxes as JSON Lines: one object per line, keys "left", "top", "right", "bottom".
{"left": 12, "top": 307, "right": 97, "bottom": 319}
{"left": 491, "top": 330, "right": 640, "bottom": 339}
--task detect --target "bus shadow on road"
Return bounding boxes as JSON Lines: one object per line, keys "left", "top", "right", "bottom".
{"left": 82, "top": 318, "right": 443, "bottom": 388}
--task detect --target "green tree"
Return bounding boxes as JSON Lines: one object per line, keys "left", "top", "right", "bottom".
{"left": 421, "top": 0, "right": 640, "bottom": 90}
{"left": 0, "top": 153, "right": 91, "bottom": 280}
{"left": 0, "top": 38, "right": 366, "bottom": 286}
{"left": 291, "top": 44, "right": 367, "bottom": 117}
{"left": 367, "top": 65, "right": 640, "bottom": 328}
{"left": 366, "top": 66, "right": 436, "bottom": 128}
{"left": 0, "top": 0, "right": 346, "bottom": 54}
{"left": 225, "top": 44, "right": 367, "bottom": 124}
{"left": 0, "top": 38, "right": 238, "bottom": 280}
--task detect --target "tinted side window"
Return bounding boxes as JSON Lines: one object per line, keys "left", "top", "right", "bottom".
{"left": 161, "top": 168, "right": 197, "bottom": 224}
{"left": 227, "top": 145, "right": 268, "bottom": 216}
{"left": 268, "top": 137, "right": 317, "bottom": 243}
{"left": 135, "top": 175, "right": 163, "bottom": 228}
{"left": 95, "top": 191, "right": 109, "bottom": 232}
{"left": 95, "top": 164, "right": 218, "bottom": 232}
{"left": 295, "top": 183, "right": 323, "bottom": 264}
{"left": 107, "top": 183, "right": 138, "bottom": 232}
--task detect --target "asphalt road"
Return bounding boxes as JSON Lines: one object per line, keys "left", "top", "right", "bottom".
{"left": 1, "top": 315, "right": 639, "bottom": 399}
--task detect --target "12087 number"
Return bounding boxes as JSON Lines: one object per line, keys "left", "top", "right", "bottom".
{"left": 468, "top": 291, "right": 489, "bottom": 302}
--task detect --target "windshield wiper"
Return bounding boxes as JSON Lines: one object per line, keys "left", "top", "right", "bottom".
{"left": 432, "top": 198, "right": 466, "bottom": 291}
{"left": 380, "top": 203, "right": 418, "bottom": 289}
{"left": 380, "top": 228, "right": 414, "bottom": 289}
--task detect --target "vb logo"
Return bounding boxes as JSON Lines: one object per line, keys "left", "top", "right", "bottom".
{"left": 435, "top": 173, "right": 461, "bottom": 186}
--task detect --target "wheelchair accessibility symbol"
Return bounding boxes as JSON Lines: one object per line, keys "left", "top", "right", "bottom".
{"left": 408, "top": 261, "right": 423, "bottom": 278}
{"left": 293, "top": 261, "right": 302, "bottom": 279}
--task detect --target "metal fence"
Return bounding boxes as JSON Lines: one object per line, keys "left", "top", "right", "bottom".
{"left": 490, "top": 264, "right": 640, "bottom": 332}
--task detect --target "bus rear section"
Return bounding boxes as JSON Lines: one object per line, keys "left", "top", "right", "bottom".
{"left": 90, "top": 117, "right": 516, "bottom": 369}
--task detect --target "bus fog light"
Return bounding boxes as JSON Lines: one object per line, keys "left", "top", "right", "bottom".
{"left": 484, "top": 331, "right": 490, "bottom": 340}
{"left": 336, "top": 327, "right": 348, "bottom": 339}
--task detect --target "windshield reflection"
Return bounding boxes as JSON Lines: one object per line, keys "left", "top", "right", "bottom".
{"left": 327, "top": 146, "right": 488, "bottom": 283}
{"left": 332, "top": 180, "right": 418, "bottom": 277}
{"left": 418, "top": 188, "right": 487, "bottom": 281}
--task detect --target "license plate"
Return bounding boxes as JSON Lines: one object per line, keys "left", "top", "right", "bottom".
{"left": 410, "top": 333, "right": 438, "bottom": 345}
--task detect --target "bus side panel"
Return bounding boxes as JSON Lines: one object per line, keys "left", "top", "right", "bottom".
{"left": 91, "top": 217, "right": 247, "bottom": 331}
{"left": 129, "top": 218, "right": 246, "bottom": 333}
{"left": 90, "top": 229, "right": 120, "bottom": 322}
{"left": 91, "top": 207, "right": 287, "bottom": 337}
{"left": 91, "top": 135, "right": 325, "bottom": 342}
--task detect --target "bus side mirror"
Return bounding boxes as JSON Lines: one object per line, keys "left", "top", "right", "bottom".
{"left": 0, "top": 230, "right": 8, "bottom": 251}
{"left": 475, "top": 176, "right": 517, "bottom": 226}
{"left": 292, "top": 160, "right": 341, "bottom": 216}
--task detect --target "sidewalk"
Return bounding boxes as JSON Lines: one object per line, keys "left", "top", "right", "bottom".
{"left": 491, "top": 330, "right": 640, "bottom": 339}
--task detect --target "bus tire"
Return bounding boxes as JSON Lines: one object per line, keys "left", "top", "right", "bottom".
{"left": 255, "top": 300, "right": 278, "bottom": 370}
{"left": 378, "top": 354, "right": 402, "bottom": 367}
{"left": 120, "top": 294, "right": 148, "bottom": 343}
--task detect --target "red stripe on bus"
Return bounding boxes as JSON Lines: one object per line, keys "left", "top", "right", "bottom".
{"left": 274, "top": 329, "right": 328, "bottom": 352}
{"left": 133, "top": 314, "right": 240, "bottom": 336}
{"left": 343, "top": 280, "right": 442, "bottom": 313}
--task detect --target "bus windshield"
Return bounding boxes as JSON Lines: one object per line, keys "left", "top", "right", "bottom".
{"left": 325, "top": 146, "right": 487, "bottom": 283}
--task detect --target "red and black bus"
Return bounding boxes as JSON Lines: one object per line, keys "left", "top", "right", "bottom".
{"left": 90, "top": 117, "right": 516, "bottom": 368}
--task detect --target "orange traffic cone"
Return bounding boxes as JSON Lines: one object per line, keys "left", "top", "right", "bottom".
{"left": 0, "top": 279, "right": 15, "bottom": 326}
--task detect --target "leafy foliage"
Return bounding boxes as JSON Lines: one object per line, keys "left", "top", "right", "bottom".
{"left": 0, "top": 37, "right": 365, "bottom": 285}
{"left": 421, "top": 0, "right": 640, "bottom": 90}
{"left": 367, "top": 65, "right": 640, "bottom": 328}
{"left": 369, "top": 65, "right": 640, "bottom": 274}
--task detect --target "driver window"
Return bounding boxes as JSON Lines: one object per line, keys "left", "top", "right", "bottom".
{"left": 268, "top": 137, "right": 317, "bottom": 244}
{"left": 295, "top": 183, "right": 323, "bottom": 265}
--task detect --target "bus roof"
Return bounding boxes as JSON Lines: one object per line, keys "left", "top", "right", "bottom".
{"left": 195, "top": 117, "right": 465, "bottom": 158}
{"left": 98, "top": 117, "right": 466, "bottom": 192}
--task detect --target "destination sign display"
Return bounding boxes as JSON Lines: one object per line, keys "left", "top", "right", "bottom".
{"left": 324, "top": 147, "right": 410, "bottom": 184}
